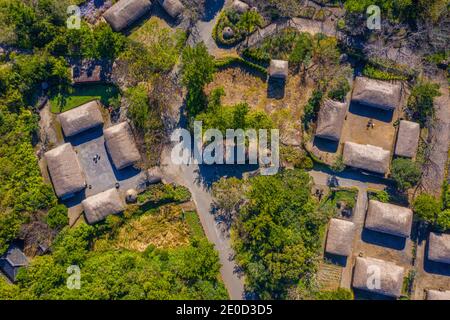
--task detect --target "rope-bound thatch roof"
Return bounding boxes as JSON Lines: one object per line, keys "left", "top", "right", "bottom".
{"left": 158, "top": 0, "right": 184, "bottom": 18}
{"left": 395, "top": 120, "right": 420, "bottom": 158}
{"left": 231, "top": 0, "right": 250, "bottom": 13}
{"left": 352, "top": 77, "right": 401, "bottom": 111}
{"left": 352, "top": 257, "right": 405, "bottom": 298}
{"left": 315, "top": 99, "right": 347, "bottom": 141}
{"left": 426, "top": 289, "right": 450, "bottom": 300}
{"left": 365, "top": 200, "right": 413, "bottom": 237}
{"left": 428, "top": 232, "right": 450, "bottom": 264}
{"left": 343, "top": 142, "right": 390, "bottom": 174}
{"left": 103, "top": 0, "right": 153, "bottom": 32}
{"left": 58, "top": 100, "right": 104, "bottom": 137}
{"left": 82, "top": 188, "right": 126, "bottom": 224}
{"left": 104, "top": 122, "right": 141, "bottom": 170}
{"left": 325, "top": 218, "right": 356, "bottom": 256}
{"left": 45, "top": 143, "right": 86, "bottom": 199}
{"left": 269, "top": 59, "right": 288, "bottom": 79}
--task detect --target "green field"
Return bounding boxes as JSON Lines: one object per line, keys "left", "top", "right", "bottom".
{"left": 50, "top": 84, "right": 120, "bottom": 113}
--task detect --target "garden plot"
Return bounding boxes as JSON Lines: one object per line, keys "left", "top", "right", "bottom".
{"left": 205, "top": 66, "right": 314, "bottom": 146}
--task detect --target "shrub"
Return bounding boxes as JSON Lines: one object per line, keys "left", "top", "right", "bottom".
{"left": 46, "top": 205, "right": 69, "bottom": 229}
{"left": 363, "top": 65, "right": 408, "bottom": 81}
{"left": 331, "top": 155, "right": 346, "bottom": 173}
{"left": 391, "top": 158, "right": 421, "bottom": 191}
{"left": 328, "top": 76, "right": 350, "bottom": 102}
{"left": 413, "top": 193, "right": 441, "bottom": 224}
{"left": 407, "top": 80, "right": 441, "bottom": 125}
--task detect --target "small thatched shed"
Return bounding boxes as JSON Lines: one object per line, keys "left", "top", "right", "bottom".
{"left": 426, "top": 289, "right": 450, "bottom": 300}
{"left": 343, "top": 142, "right": 390, "bottom": 174}
{"left": 82, "top": 188, "right": 126, "bottom": 224}
{"left": 158, "top": 0, "right": 184, "bottom": 18}
{"left": 352, "top": 257, "right": 405, "bottom": 298}
{"left": 325, "top": 218, "right": 356, "bottom": 256}
{"left": 104, "top": 122, "right": 141, "bottom": 170}
{"left": 71, "top": 61, "right": 104, "bottom": 84}
{"left": 395, "top": 120, "right": 420, "bottom": 158}
{"left": 231, "top": 0, "right": 250, "bottom": 13}
{"left": 45, "top": 143, "right": 86, "bottom": 199}
{"left": 315, "top": 99, "right": 347, "bottom": 141}
{"left": 58, "top": 101, "right": 104, "bottom": 137}
{"left": 269, "top": 60, "right": 288, "bottom": 80}
{"left": 365, "top": 200, "right": 413, "bottom": 238}
{"left": 148, "top": 166, "right": 163, "bottom": 184}
{"left": 428, "top": 232, "right": 450, "bottom": 264}
{"left": 352, "top": 77, "right": 401, "bottom": 111}
{"left": 103, "top": 0, "right": 153, "bottom": 32}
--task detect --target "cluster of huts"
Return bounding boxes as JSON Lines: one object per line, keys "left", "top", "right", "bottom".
{"left": 102, "top": 0, "right": 185, "bottom": 32}
{"left": 44, "top": 101, "right": 143, "bottom": 224}
{"left": 315, "top": 76, "right": 421, "bottom": 175}
{"left": 325, "top": 199, "right": 450, "bottom": 299}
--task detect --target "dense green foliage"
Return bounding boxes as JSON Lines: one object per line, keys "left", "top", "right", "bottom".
{"left": 0, "top": 106, "right": 57, "bottom": 255}
{"left": 46, "top": 204, "right": 69, "bottom": 230}
{"left": 407, "top": 80, "right": 441, "bottom": 125}
{"left": 391, "top": 158, "right": 421, "bottom": 191}
{"left": 213, "top": 9, "right": 263, "bottom": 46}
{"left": 1, "top": 224, "right": 227, "bottom": 299}
{"left": 413, "top": 194, "right": 442, "bottom": 224}
{"left": 196, "top": 87, "right": 273, "bottom": 133}
{"left": 181, "top": 43, "right": 215, "bottom": 118}
{"left": 232, "top": 170, "right": 328, "bottom": 299}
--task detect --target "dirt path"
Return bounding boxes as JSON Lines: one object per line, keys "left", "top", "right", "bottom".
{"left": 420, "top": 79, "right": 449, "bottom": 197}
{"left": 160, "top": 147, "right": 245, "bottom": 300}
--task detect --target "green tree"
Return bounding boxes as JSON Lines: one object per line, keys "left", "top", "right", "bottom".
{"left": 125, "top": 84, "right": 149, "bottom": 131}
{"left": 391, "top": 158, "right": 421, "bottom": 191}
{"left": 413, "top": 193, "right": 441, "bottom": 224}
{"left": 436, "top": 209, "right": 450, "bottom": 231}
{"left": 181, "top": 43, "right": 215, "bottom": 117}
{"left": 46, "top": 204, "right": 68, "bottom": 229}
{"left": 407, "top": 81, "right": 441, "bottom": 125}
{"left": 237, "top": 10, "right": 263, "bottom": 45}
{"left": 289, "top": 32, "right": 313, "bottom": 73}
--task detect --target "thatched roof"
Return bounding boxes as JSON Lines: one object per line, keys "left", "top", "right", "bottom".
{"left": 2, "top": 245, "right": 28, "bottom": 267}
{"left": 365, "top": 200, "right": 413, "bottom": 237}
{"left": 82, "top": 188, "right": 126, "bottom": 224}
{"left": 352, "top": 77, "right": 401, "bottom": 110}
{"left": 58, "top": 100, "right": 104, "bottom": 137}
{"left": 426, "top": 289, "right": 450, "bottom": 300}
{"left": 103, "top": 0, "right": 153, "bottom": 32}
{"left": 269, "top": 60, "right": 288, "bottom": 79}
{"left": 395, "top": 120, "right": 420, "bottom": 158}
{"left": 325, "top": 218, "right": 356, "bottom": 256}
{"left": 428, "top": 232, "right": 450, "bottom": 264}
{"left": 148, "top": 166, "right": 163, "bottom": 184}
{"left": 231, "top": 0, "right": 250, "bottom": 13}
{"left": 158, "top": 0, "right": 184, "bottom": 18}
{"left": 352, "top": 257, "right": 405, "bottom": 298}
{"left": 343, "top": 142, "right": 390, "bottom": 174}
{"left": 104, "top": 122, "right": 141, "bottom": 170}
{"left": 315, "top": 99, "right": 347, "bottom": 141}
{"left": 71, "top": 61, "right": 103, "bottom": 84}
{"left": 45, "top": 143, "right": 86, "bottom": 199}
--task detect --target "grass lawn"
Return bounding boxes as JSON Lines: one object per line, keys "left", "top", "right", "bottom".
{"left": 185, "top": 211, "right": 206, "bottom": 240}
{"left": 49, "top": 84, "right": 120, "bottom": 113}
{"left": 320, "top": 188, "right": 358, "bottom": 214}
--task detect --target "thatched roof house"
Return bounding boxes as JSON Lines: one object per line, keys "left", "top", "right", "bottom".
{"left": 0, "top": 245, "right": 28, "bottom": 282}
{"left": 103, "top": 0, "right": 153, "bottom": 32}
{"left": 104, "top": 122, "right": 141, "bottom": 170}
{"left": 148, "top": 166, "right": 163, "bottom": 184}
{"left": 231, "top": 0, "right": 250, "bottom": 13}
{"left": 428, "top": 232, "right": 450, "bottom": 264}
{"left": 45, "top": 143, "right": 86, "bottom": 199}
{"left": 426, "top": 289, "right": 450, "bottom": 300}
{"left": 365, "top": 200, "right": 413, "bottom": 237}
{"left": 315, "top": 99, "right": 347, "bottom": 141}
{"left": 352, "top": 77, "right": 401, "bottom": 111}
{"left": 395, "top": 120, "right": 420, "bottom": 158}
{"left": 71, "top": 61, "right": 104, "bottom": 84}
{"left": 58, "top": 101, "right": 104, "bottom": 137}
{"left": 158, "top": 0, "right": 184, "bottom": 18}
{"left": 343, "top": 142, "right": 390, "bottom": 174}
{"left": 352, "top": 257, "right": 405, "bottom": 298}
{"left": 269, "top": 60, "right": 288, "bottom": 80}
{"left": 325, "top": 218, "right": 356, "bottom": 256}
{"left": 82, "top": 188, "right": 126, "bottom": 224}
